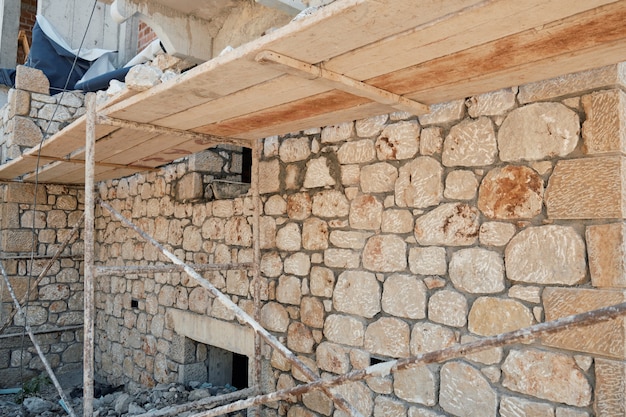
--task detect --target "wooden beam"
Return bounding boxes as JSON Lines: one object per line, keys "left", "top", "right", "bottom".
{"left": 255, "top": 50, "right": 429, "bottom": 115}
{"left": 23, "top": 154, "right": 157, "bottom": 172}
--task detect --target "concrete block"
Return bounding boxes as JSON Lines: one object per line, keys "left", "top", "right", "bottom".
{"left": 178, "top": 362, "right": 207, "bottom": 384}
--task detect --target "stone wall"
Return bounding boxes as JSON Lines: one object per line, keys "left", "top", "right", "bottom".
{"left": 92, "top": 62, "right": 626, "bottom": 417}
{"left": 0, "top": 182, "right": 85, "bottom": 387}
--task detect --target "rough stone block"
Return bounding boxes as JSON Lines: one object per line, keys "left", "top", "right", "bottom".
{"left": 543, "top": 287, "right": 626, "bottom": 359}
{"left": 582, "top": 89, "right": 626, "bottom": 155}
{"left": 8, "top": 116, "right": 43, "bottom": 148}
{"left": 8, "top": 88, "right": 30, "bottom": 117}
{"left": 2, "top": 182, "right": 47, "bottom": 204}
{"left": 545, "top": 156, "right": 626, "bottom": 219}
{"left": 594, "top": 358, "right": 626, "bottom": 417}
{"left": 178, "top": 362, "right": 207, "bottom": 384}
{"left": 518, "top": 63, "right": 626, "bottom": 104}
{"left": 0, "top": 230, "right": 36, "bottom": 252}
{"left": 586, "top": 223, "right": 626, "bottom": 288}
{"left": 14, "top": 65, "right": 50, "bottom": 94}
{"left": 175, "top": 172, "right": 203, "bottom": 202}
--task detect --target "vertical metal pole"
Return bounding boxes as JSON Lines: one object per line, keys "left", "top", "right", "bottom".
{"left": 251, "top": 139, "right": 262, "bottom": 417}
{"left": 83, "top": 92, "right": 96, "bottom": 417}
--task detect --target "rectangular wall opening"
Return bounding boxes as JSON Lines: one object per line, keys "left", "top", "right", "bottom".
{"left": 206, "top": 345, "right": 249, "bottom": 389}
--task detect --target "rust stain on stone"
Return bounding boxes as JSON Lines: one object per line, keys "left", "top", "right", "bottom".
{"left": 480, "top": 165, "right": 543, "bottom": 219}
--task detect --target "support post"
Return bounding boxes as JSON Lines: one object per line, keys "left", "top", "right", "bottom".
{"left": 251, "top": 138, "right": 262, "bottom": 417}
{"left": 83, "top": 92, "right": 97, "bottom": 417}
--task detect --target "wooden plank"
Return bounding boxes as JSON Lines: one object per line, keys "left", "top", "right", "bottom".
{"left": 0, "top": 157, "right": 40, "bottom": 180}
{"left": 102, "top": 133, "right": 192, "bottom": 167}
{"left": 35, "top": 120, "right": 118, "bottom": 159}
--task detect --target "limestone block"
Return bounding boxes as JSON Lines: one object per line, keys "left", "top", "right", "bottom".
{"left": 302, "top": 389, "right": 333, "bottom": 416}
{"left": 382, "top": 274, "right": 427, "bottom": 319}
{"left": 356, "top": 114, "right": 388, "bottom": 137}
{"left": 349, "top": 195, "right": 383, "bottom": 230}
{"left": 287, "top": 322, "right": 314, "bottom": 353}
{"left": 418, "top": 99, "right": 465, "bottom": 125}
{"left": 508, "top": 285, "right": 541, "bottom": 304}
{"left": 309, "top": 266, "right": 334, "bottom": 297}
{"left": 38, "top": 284, "right": 70, "bottom": 300}
{"left": 442, "top": 117, "right": 497, "bottom": 167}
{"left": 444, "top": 170, "right": 478, "bottom": 200}
{"left": 364, "top": 317, "right": 410, "bottom": 358}
{"left": 467, "top": 87, "right": 517, "bottom": 117}
{"left": 264, "top": 136, "right": 279, "bottom": 157}
{"left": 499, "top": 396, "right": 554, "bottom": 417}
{"left": 440, "top": 361, "right": 497, "bottom": 417}
{"left": 287, "top": 193, "right": 312, "bottom": 220}
{"left": 38, "top": 103, "right": 72, "bottom": 122}
{"left": 505, "top": 225, "right": 586, "bottom": 285}
{"left": 188, "top": 150, "right": 224, "bottom": 173}
{"left": 414, "top": 203, "right": 480, "bottom": 246}
{"left": 58, "top": 92, "right": 83, "bottom": 108}
{"left": 341, "top": 164, "right": 360, "bottom": 185}
{"left": 316, "top": 341, "right": 349, "bottom": 374}
{"left": 260, "top": 216, "right": 276, "bottom": 249}
{"left": 395, "top": 156, "right": 443, "bottom": 208}
{"left": 276, "top": 223, "right": 301, "bottom": 251}
{"left": 284, "top": 253, "right": 311, "bottom": 277}
{"left": 408, "top": 246, "right": 447, "bottom": 276}
{"left": 224, "top": 217, "right": 252, "bottom": 246}
{"left": 328, "top": 230, "right": 371, "bottom": 249}
{"left": 303, "top": 157, "right": 335, "bottom": 188}
{"left": 333, "top": 381, "right": 373, "bottom": 417}
{"left": 321, "top": 122, "right": 354, "bottom": 143}
{"left": 302, "top": 217, "right": 329, "bottom": 251}
{"left": 381, "top": 209, "right": 413, "bottom": 234}
{"left": 410, "top": 322, "right": 457, "bottom": 355}
{"left": 8, "top": 89, "right": 30, "bottom": 117}
{"left": 300, "top": 297, "right": 324, "bottom": 329}
{"left": 428, "top": 289, "right": 467, "bottom": 327}
{"left": 461, "top": 335, "right": 502, "bottom": 365}
{"left": 468, "top": 297, "right": 533, "bottom": 336}
{"left": 1, "top": 276, "right": 35, "bottom": 303}
{"left": 498, "top": 103, "right": 579, "bottom": 162}
{"left": 556, "top": 408, "right": 589, "bottom": 417}
{"left": 333, "top": 270, "right": 380, "bottom": 318}
{"left": 311, "top": 190, "right": 349, "bottom": 218}
{"left": 1, "top": 230, "right": 36, "bottom": 252}
{"left": 337, "top": 139, "right": 376, "bottom": 164}
{"left": 276, "top": 275, "right": 302, "bottom": 305}
{"left": 13, "top": 305, "right": 47, "bottom": 326}
{"left": 581, "top": 89, "right": 626, "bottom": 155}
{"left": 15, "top": 66, "right": 49, "bottom": 94}
{"left": 362, "top": 235, "right": 407, "bottom": 272}
{"left": 374, "top": 396, "right": 407, "bottom": 417}
{"left": 175, "top": 172, "right": 203, "bottom": 202}
{"left": 264, "top": 195, "right": 287, "bottom": 215}
{"left": 546, "top": 156, "right": 626, "bottom": 219}
{"left": 258, "top": 159, "right": 280, "bottom": 194}
{"left": 502, "top": 349, "right": 592, "bottom": 407}
{"left": 279, "top": 137, "right": 310, "bottom": 162}
{"left": 360, "top": 162, "right": 397, "bottom": 193}
{"left": 212, "top": 200, "right": 234, "bottom": 217}
{"left": 518, "top": 63, "right": 626, "bottom": 104}
{"left": 2, "top": 182, "right": 47, "bottom": 204}
{"left": 449, "top": 248, "right": 505, "bottom": 294}
{"left": 323, "top": 248, "right": 360, "bottom": 269}
{"left": 394, "top": 366, "right": 437, "bottom": 405}
{"left": 543, "top": 287, "right": 626, "bottom": 359}
{"left": 376, "top": 121, "right": 420, "bottom": 160}
{"left": 586, "top": 222, "right": 626, "bottom": 288}
{"left": 323, "top": 314, "right": 364, "bottom": 346}
{"left": 594, "top": 358, "right": 626, "bottom": 417}
{"left": 478, "top": 165, "right": 544, "bottom": 219}
{"left": 479, "top": 221, "right": 516, "bottom": 247}
{"left": 420, "top": 127, "right": 443, "bottom": 156}
{"left": 125, "top": 64, "right": 163, "bottom": 90}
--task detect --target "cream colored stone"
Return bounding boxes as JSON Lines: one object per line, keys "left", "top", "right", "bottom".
{"left": 440, "top": 361, "right": 497, "bottom": 417}
{"left": 414, "top": 203, "right": 480, "bottom": 246}
{"left": 376, "top": 121, "right": 420, "bottom": 160}
{"left": 279, "top": 137, "right": 310, "bottom": 162}
{"left": 287, "top": 193, "right": 312, "bottom": 220}
{"left": 556, "top": 408, "right": 589, "bottom": 417}
{"left": 329, "top": 230, "right": 372, "bottom": 249}
{"left": 478, "top": 165, "right": 544, "bottom": 219}
{"left": 224, "top": 217, "right": 252, "bottom": 246}
{"left": 532, "top": 160, "right": 554, "bottom": 176}
{"left": 333, "top": 270, "right": 381, "bottom": 318}
{"left": 287, "top": 322, "right": 314, "bottom": 353}
{"left": 428, "top": 289, "right": 467, "bottom": 327}
{"left": 581, "top": 89, "right": 626, "bottom": 155}
{"left": 303, "top": 157, "right": 335, "bottom": 188}
{"left": 546, "top": 156, "right": 626, "bottom": 219}
{"left": 264, "top": 195, "right": 287, "bottom": 215}
{"left": 461, "top": 335, "right": 502, "bottom": 365}
{"left": 443, "top": 117, "right": 497, "bottom": 167}
{"left": 374, "top": 396, "right": 406, "bottom": 417}
{"left": 408, "top": 246, "right": 447, "bottom": 276}
{"left": 362, "top": 235, "right": 407, "bottom": 272}
{"left": 285, "top": 164, "right": 301, "bottom": 190}
{"left": 479, "top": 221, "right": 516, "bottom": 247}
{"left": 301, "top": 297, "right": 324, "bottom": 329}
{"left": 395, "top": 156, "right": 443, "bottom": 208}
{"left": 276, "top": 275, "right": 301, "bottom": 305}
{"left": 410, "top": 322, "right": 457, "bottom": 355}
{"left": 260, "top": 216, "right": 277, "bottom": 249}
{"left": 349, "top": 195, "right": 383, "bottom": 230}
{"left": 323, "top": 249, "right": 360, "bottom": 269}
{"left": 586, "top": 223, "right": 626, "bottom": 288}
{"left": 394, "top": 366, "right": 437, "bottom": 406}
{"left": 261, "top": 252, "right": 283, "bottom": 278}
{"left": 468, "top": 297, "right": 533, "bottom": 336}
{"left": 316, "top": 342, "right": 349, "bottom": 375}
{"left": 505, "top": 225, "right": 586, "bottom": 285}
{"left": 15, "top": 65, "right": 49, "bottom": 94}
{"left": 312, "top": 190, "right": 349, "bottom": 218}
{"left": 356, "top": 114, "right": 388, "bottom": 137}
{"left": 261, "top": 302, "right": 290, "bottom": 332}
{"left": 365, "top": 317, "right": 410, "bottom": 358}
{"left": 337, "top": 139, "right": 376, "bottom": 164}
{"left": 502, "top": 349, "right": 592, "bottom": 407}
{"left": 594, "top": 358, "right": 626, "bottom": 417}
{"left": 276, "top": 223, "right": 301, "bottom": 251}
{"left": 9, "top": 116, "right": 43, "bottom": 147}
{"left": 324, "top": 314, "right": 364, "bottom": 347}
{"left": 284, "top": 253, "right": 311, "bottom": 276}
{"left": 543, "top": 287, "right": 626, "bottom": 359}
{"left": 302, "top": 217, "right": 329, "bottom": 251}
{"left": 309, "top": 266, "right": 334, "bottom": 298}
{"left": 449, "top": 248, "right": 505, "bottom": 294}
{"left": 498, "top": 103, "right": 579, "bottom": 162}
{"left": 418, "top": 99, "right": 465, "bottom": 125}
{"left": 381, "top": 209, "right": 413, "bottom": 233}
{"left": 444, "top": 170, "right": 478, "bottom": 200}
{"left": 8, "top": 88, "right": 30, "bottom": 117}
{"left": 500, "top": 396, "right": 554, "bottom": 417}
{"left": 467, "top": 88, "right": 517, "bottom": 117}
{"left": 408, "top": 407, "right": 445, "bottom": 417}
{"left": 382, "top": 274, "right": 427, "bottom": 319}
{"left": 341, "top": 164, "right": 360, "bottom": 185}
{"left": 302, "top": 389, "right": 333, "bottom": 416}
{"left": 508, "top": 285, "right": 541, "bottom": 304}
{"left": 360, "top": 163, "right": 398, "bottom": 193}
{"left": 420, "top": 127, "right": 443, "bottom": 156}
{"left": 321, "top": 122, "right": 354, "bottom": 143}
{"left": 333, "top": 381, "right": 373, "bottom": 417}
{"left": 259, "top": 159, "right": 280, "bottom": 194}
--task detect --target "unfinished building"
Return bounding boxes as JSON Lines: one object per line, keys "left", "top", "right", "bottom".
{"left": 1, "top": 0, "right": 626, "bottom": 416}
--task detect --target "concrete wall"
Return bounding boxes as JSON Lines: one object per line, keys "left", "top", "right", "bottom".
{"left": 91, "top": 62, "right": 626, "bottom": 416}
{"left": 0, "top": 0, "right": 20, "bottom": 67}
